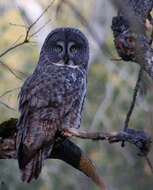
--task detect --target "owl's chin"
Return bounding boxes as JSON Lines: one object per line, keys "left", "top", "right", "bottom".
{"left": 52, "top": 60, "right": 79, "bottom": 68}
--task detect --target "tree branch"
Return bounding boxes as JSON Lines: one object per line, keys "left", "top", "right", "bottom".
{"left": 111, "top": 0, "right": 153, "bottom": 173}
{"left": 0, "top": 118, "right": 151, "bottom": 162}
{"left": 0, "top": 118, "right": 107, "bottom": 190}
{"left": 111, "top": 0, "right": 153, "bottom": 78}
{"left": 0, "top": 118, "right": 151, "bottom": 187}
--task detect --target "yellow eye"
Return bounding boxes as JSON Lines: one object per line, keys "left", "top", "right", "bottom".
{"left": 70, "top": 45, "right": 79, "bottom": 54}
{"left": 54, "top": 45, "right": 63, "bottom": 53}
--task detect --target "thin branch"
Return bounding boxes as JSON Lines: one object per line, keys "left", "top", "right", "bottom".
{"left": 144, "top": 155, "right": 153, "bottom": 174}
{"left": 0, "top": 87, "right": 20, "bottom": 98}
{"left": 0, "top": 41, "right": 28, "bottom": 58}
{"left": 0, "top": 0, "right": 55, "bottom": 59}
{"left": 0, "top": 61, "right": 23, "bottom": 80}
{"left": 27, "top": 0, "right": 55, "bottom": 32}
{"left": 0, "top": 101, "right": 16, "bottom": 111}
{"left": 10, "top": 35, "right": 23, "bottom": 47}
{"left": 123, "top": 67, "right": 143, "bottom": 131}
{"left": 121, "top": 67, "right": 143, "bottom": 146}
{"left": 9, "top": 22, "right": 26, "bottom": 28}
{"left": 29, "top": 18, "right": 52, "bottom": 38}
{"left": 62, "top": 0, "right": 110, "bottom": 55}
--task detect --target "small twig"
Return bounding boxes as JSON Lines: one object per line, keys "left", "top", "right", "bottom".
{"left": 27, "top": 0, "right": 55, "bottom": 32}
{"left": 0, "top": 87, "right": 20, "bottom": 98}
{"left": 63, "top": 0, "right": 105, "bottom": 50}
{"left": 9, "top": 22, "right": 26, "bottom": 28}
{"left": 124, "top": 67, "right": 143, "bottom": 131}
{"left": 0, "top": 61, "right": 23, "bottom": 80}
{"left": 29, "top": 18, "right": 52, "bottom": 38}
{"left": 0, "top": 101, "right": 16, "bottom": 111}
{"left": 144, "top": 155, "right": 153, "bottom": 174}
{"left": 10, "top": 35, "right": 23, "bottom": 47}
{"left": 0, "top": 41, "right": 28, "bottom": 58}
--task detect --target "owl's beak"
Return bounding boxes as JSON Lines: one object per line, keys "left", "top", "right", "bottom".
{"left": 64, "top": 55, "right": 69, "bottom": 65}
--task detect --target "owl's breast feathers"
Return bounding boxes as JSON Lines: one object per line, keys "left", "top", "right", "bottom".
{"left": 17, "top": 64, "right": 87, "bottom": 165}
{"left": 19, "top": 64, "right": 86, "bottom": 116}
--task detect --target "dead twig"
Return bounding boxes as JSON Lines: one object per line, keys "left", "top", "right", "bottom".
{"left": 0, "top": 87, "right": 20, "bottom": 98}
{"left": 0, "top": 0, "right": 55, "bottom": 59}
{"left": 0, "top": 101, "right": 16, "bottom": 111}
{"left": 0, "top": 61, "right": 23, "bottom": 80}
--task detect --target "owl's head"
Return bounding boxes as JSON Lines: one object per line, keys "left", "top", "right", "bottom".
{"left": 40, "top": 27, "right": 89, "bottom": 69}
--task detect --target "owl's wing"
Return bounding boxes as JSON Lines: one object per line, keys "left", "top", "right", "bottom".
{"left": 62, "top": 82, "right": 86, "bottom": 129}
{"left": 16, "top": 74, "right": 57, "bottom": 170}
{"left": 17, "top": 69, "right": 86, "bottom": 166}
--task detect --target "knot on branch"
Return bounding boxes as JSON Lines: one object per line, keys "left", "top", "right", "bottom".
{"left": 111, "top": 0, "right": 153, "bottom": 71}
{"left": 0, "top": 118, "right": 17, "bottom": 138}
{"left": 126, "top": 128, "right": 152, "bottom": 156}
{"left": 123, "top": 128, "right": 151, "bottom": 156}
{"left": 105, "top": 128, "right": 151, "bottom": 156}
{"left": 111, "top": 16, "right": 130, "bottom": 38}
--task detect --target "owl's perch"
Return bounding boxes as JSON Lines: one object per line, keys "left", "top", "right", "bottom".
{"left": 63, "top": 128, "right": 151, "bottom": 156}
{"left": 0, "top": 118, "right": 151, "bottom": 159}
{"left": 0, "top": 118, "right": 107, "bottom": 190}
{"left": 0, "top": 119, "right": 152, "bottom": 189}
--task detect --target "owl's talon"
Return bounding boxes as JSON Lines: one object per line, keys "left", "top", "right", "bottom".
{"left": 62, "top": 128, "right": 79, "bottom": 137}
{"left": 63, "top": 131, "right": 73, "bottom": 137}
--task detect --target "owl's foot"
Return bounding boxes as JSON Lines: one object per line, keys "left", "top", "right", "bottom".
{"left": 62, "top": 128, "right": 79, "bottom": 137}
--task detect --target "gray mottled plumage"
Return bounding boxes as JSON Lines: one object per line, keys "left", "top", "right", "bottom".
{"left": 16, "top": 27, "right": 89, "bottom": 182}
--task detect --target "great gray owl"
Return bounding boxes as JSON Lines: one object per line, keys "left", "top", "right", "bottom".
{"left": 16, "top": 27, "right": 89, "bottom": 183}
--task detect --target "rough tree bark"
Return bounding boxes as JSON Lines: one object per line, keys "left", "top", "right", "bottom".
{"left": 111, "top": 0, "right": 153, "bottom": 78}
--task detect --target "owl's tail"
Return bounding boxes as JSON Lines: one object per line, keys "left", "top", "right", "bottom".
{"left": 51, "top": 139, "right": 107, "bottom": 190}
{"left": 21, "top": 150, "right": 43, "bottom": 183}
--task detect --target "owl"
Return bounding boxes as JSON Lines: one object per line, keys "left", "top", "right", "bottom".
{"left": 16, "top": 27, "right": 89, "bottom": 183}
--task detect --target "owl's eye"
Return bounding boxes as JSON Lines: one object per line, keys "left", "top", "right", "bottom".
{"left": 69, "top": 45, "right": 79, "bottom": 54}
{"left": 53, "top": 45, "right": 63, "bottom": 53}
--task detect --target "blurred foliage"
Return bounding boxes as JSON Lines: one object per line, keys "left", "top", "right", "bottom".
{"left": 0, "top": 0, "right": 153, "bottom": 190}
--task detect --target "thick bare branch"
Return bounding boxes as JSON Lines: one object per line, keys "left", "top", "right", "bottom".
{"left": 0, "top": 118, "right": 151, "bottom": 162}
